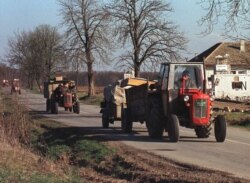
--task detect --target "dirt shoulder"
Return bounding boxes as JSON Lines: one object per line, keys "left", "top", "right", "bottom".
{"left": 213, "top": 100, "right": 250, "bottom": 111}
{"left": 101, "top": 140, "right": 248, "bottom": 183}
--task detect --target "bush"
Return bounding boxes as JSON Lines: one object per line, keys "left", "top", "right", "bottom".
{"left": 0, "top": 96, "right": 30, "bottom": 145}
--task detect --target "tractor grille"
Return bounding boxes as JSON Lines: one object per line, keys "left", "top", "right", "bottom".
{"left": 194, "top": 99, "right": 207, "bottom": 118}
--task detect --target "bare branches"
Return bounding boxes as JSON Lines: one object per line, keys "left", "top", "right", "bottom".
{"left": 199, "top": 0, "right": 250, "bottom": 38}
{"left": 5, "top": 25, "right": 64, "bottom": 89}
{"left": 58, "top": 0, "right": 112, "bottom": 96}
{"left": 107, "top": 0, "right": 187, "bottom": 76}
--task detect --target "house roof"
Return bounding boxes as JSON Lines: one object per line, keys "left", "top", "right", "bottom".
{"left": 189, "top": 41, "right": 250, "bottom": 69}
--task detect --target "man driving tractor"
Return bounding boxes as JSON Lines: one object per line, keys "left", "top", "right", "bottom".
{"left": 176, "top": 69, "right": 196, "bottom": 89}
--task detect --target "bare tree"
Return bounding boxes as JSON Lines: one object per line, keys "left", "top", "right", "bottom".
{"left": 32, "top": 25, "right": 65, "bottom": 81}
{"left": 199, "top": 0, "right": 250, "bottom": 38}
{"left": 6, "top": 25, "right": 64, "bottom": 90}
{"left": 107, "top": 0, "right": 187, "bottom": 76}
{"left": 58, "top": 0, "right": 111, "bottom": 96}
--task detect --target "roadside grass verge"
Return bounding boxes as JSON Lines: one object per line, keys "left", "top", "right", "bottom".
{"left": 30, "top": 117, "right": 116, "bottom": 165}
{"left": 78, "top": 92, "right": 103, "bottom": 105}
{"left": 224, "top": 112, "right": 250, "bottom": 130}
{"left": 0, "top": 92, "right": 85, "bottom": 182}
{"left": 214, "top": 111, "right": 250, "bottom": 130}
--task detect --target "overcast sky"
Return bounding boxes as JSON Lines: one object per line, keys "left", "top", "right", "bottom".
{"left": 0, "top": 0, "right": 226, "bottom": 67}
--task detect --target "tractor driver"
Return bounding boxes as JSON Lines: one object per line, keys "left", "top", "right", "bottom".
{"left": 68, "top": 81, "right": 76, "bottom": 93}
{"left": 54, "top": 84, "right": 63, "bottom": 98}
{"left": 176, "top": 70, "right": 196, "bottom": 89}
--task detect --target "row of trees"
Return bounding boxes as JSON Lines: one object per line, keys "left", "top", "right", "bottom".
{"left": 6, "top": 25, "right": 65, "bottom": 91}
{"left": 5, "top": 0, "right": 186, "bottom": 96}
{"left": 5, "top": 0, "right": 248, "bottom": 96}
{"left": 58, "top": 0, "right": 187, "bottom": 95}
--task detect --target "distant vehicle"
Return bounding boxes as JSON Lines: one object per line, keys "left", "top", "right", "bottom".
{"left": 11, "top": 79, "right": 21, "bottom": 94}
{"left": 44, "top": 77, "right": 80, "bottom": 114}
{"left": 2, "top": 79, "right": 9, "bottom": 87}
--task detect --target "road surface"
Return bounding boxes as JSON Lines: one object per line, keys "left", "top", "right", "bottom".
{"left": 14, "top": 90, "right": 250, "bottom": 180}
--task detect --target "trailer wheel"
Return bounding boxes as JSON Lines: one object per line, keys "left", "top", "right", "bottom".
{"left": 146, "top": 101, "right": 164, "bottom": 139}
{"left": 46, "top": 99, "right": 51, "bottom": 112}
{"left": 214, "top": 115, "right": 227, "bottom": 142}
{"left": 195, "top": 125, "right": 211, "bottom": 138}
{"left": 102, "top": 109, "right": 109, "bottom": 128}
{"left": 50, "top": 100, "right": 55, "bottom": 113}
{"left": 168, "top": 115, "right": 179, "bottom": 142}
{"left": 54, "top": 102, "right": 59, "bottom": 114}
{"left": 121, "top": 108, "right": 132, "bottom": 133}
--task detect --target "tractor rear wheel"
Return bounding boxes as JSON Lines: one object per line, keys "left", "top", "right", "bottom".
{"left": 195, "top": 125, "right": 211, "bottom": 138}
{"left": 168, "top": 115, "right": 179, "bottom": 142}
{"left": 75, "top": 102, "right": 80, "bottom": 114}
{"left": 102, "top": 109, "right": 109, "bottom": 128}
{"left": 146, "top": 97, "right": 164, "bottom": 139}
{"left": 121, "top": 108, "right": 132, "bottom": 133}
{"left": 214, "top": 115, "right": 227, "bottom": 142}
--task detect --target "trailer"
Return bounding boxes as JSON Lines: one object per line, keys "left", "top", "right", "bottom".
{"left": 100, "top": 81, "right": 125, "bottom": 128}
{"left": 100, "top": 77, "right": 154, "bottom": 130}
{"left": 121, "top": 83, "right": 149, "bottom": 132}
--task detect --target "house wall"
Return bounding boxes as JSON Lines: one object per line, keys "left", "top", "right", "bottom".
{"left": 211, "top": 74, "right": 250, "bottom": 102}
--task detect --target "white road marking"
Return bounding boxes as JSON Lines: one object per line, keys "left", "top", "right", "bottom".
{"left": 226, "top": 139, "right": 250, "bottom": 146}
{"left": 180, "top": 129, "right": 250, "bottom": 146}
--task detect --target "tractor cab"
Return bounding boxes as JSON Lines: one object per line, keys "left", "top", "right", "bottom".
{"left": 158, "top": 63, "right": 210, "bottom": 127}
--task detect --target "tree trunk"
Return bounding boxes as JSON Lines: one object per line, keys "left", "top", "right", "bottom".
{"left": 75, "top": 59, "right": 79, "bottom": 92}
{"left": 87, "top": 63, "right": 95, "bottom": 96}
{"left": 134, "top": 63, "right": 141, "bottom": 77}
{"left": 36, "top": 79, "right": 42, "bottom": 93}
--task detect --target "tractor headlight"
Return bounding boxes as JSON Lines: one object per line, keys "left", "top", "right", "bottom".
{"left": 184, "top": 95, "right": 190, "bottom": 102}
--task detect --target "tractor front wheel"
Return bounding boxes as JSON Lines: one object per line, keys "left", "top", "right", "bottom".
{"left": 214, "top": 115, "right": 227, "bottom": 142}
{"left": 195, "top": 125, "right": 211, "bottom": 138}
{"left": 168, "top": 115, "right": 179, "bottom": 142}
{"left": 121, "top": 108, "right": 132, "bottom": 133}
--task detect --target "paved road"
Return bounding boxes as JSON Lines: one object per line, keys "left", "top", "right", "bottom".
{"left": 15, "top": 90, "right": 250, "bottom": 180}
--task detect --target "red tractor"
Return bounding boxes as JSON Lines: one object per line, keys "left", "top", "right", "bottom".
{"left": 11, "top": 79, "right": 21, "bottom": 94}
{"left": 148, "top": 62, "right": 226, "bottom": 142}
{"left": 44, "top": 80, "right": 80, "bottom": 114}
{"left": 121, "top": 62, "right": 226, "bottom": 142}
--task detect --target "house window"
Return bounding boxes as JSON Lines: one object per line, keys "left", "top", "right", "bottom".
{"left": 232, "top": 82, "right": 244, "bottom": 89}
{"left": 238, "top": 70, "right": 247, "bottom": 74}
